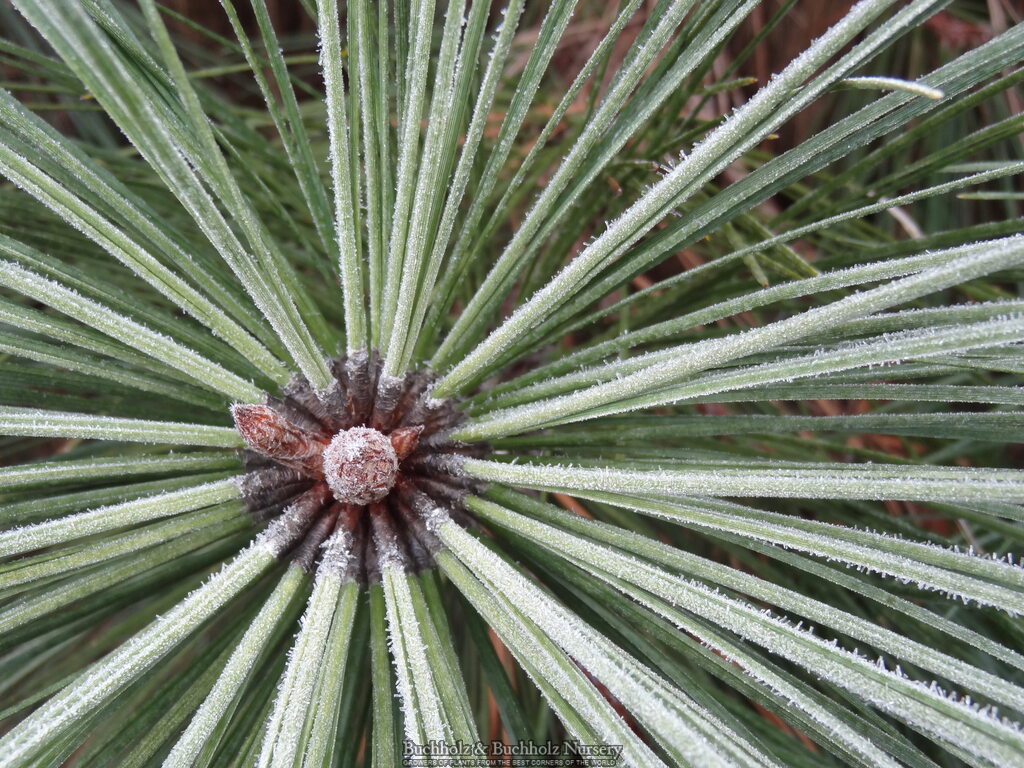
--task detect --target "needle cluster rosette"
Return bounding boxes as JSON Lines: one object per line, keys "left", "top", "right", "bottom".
{"left": 231, "top": 353, "right": 485, "bottom": 577}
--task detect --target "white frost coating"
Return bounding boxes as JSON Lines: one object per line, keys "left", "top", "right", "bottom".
{"left": 481, "top": 240, "right": 1018, "bottom": 410}
{"left": 435, "top": 519, "right": 774, "bottom": 768}
{"left": 479, "top": 315, "right": 1024, "bottom": 438}
{"left": 138, "top": 0, "right": 335, "bottom": 391}
{"left": 0, "top": 512, "right": 244, "bottom": 634}
{"left": 477, "top": 505, "right": 1024, "bottom": 766}
{"left": 260, "top": 536, "right": 356, "bottom": 768}
{"left": 479, "top": 477, "right": 1024, "bottom": 612}
{"left": 375, "top": 372, "right": 406, "bottom": 401}
{"left": 0, "top": 260, "right": 262, "bottom": 402}
{"left": 348, "top": 0, "right": 387, "bottom": 346}
{"left": 463, "top": 455, "right": 1024, "bottom": 504}
{"left": 0, "top": 478, "right": 240, "bottom": 559}
{"left": 2, "top": 505, "right": 236, "bottom": 594}
{"left": 551, "top": 61, "right": 1024, "bottom": 352}
{"left": 438, "top": 548, "right": 670, "bottom": 768}
{"left": 460, "top": 244, "right": 1024, "bottom": 438}
{"left": 416, "top": 452, "right": 467, "bottom": 478}
{"left": 316, "top": 0, "right": 367, "bottom": 353}
{"left": 493, "top": 409, "right": 1023, "bottom": 446}
{"left": 257, "top": 549, "right": 344, "bottom": 768}
{"left": 401, "top": 0, "right": 527, "bottom": 370}
{"left": 472, "top": 497, "right": 1024, "bottom": 721}
{"left": 164, "top": 567, "right": 306, "bottom": 767}
{"left": 322, "top": 427, "right": 399, "bottom": 505}
{"left": 377, "top": 0, "right": 439, "bottom": 353}
{"left": 0, "top": 94, "right": 289, "bottom": 385}
{"left": 318, "top": 522, "right": 355, "bottom": 576}
{"left": 419, "top": 0, "right": 566, "bottom": 352}
{"left": 0, "top": 543, "right": 273, "bottom": 766}
{"left": 459, "top": 500, "right": 897, "bottom": 767}
{"left": 258, "top": 490, "right": 326, "bottom": 559}
{"left": 422, "top": 396, "right": 449, "bottom": 414}
{"left": 436, "top": 0, "right": 921, "bottom": 394}
{"left": 0, "top": 405, "right": 242, "bottom": 447}
{"left": 14, "top": 0, "right": 332, "bottom": 390}
{"left": 373, "top": 531, "right": 406, "bottom": 573}
{"left": 0, "top": 316, "right": 218, "bottom": 410}
{"left": 418, "top": 500, "right": 453, "bottom": 535}
{"left": 382, "top": 0, "right": 469, "bottom": 375}
{"left": 0, "top": 452, "right": 235, "bottom": 489}
{"left": 430, "top": 0, "right": 700, "bottom": 373}
{"left": 382, "top": 565, "right": 449, "bottom": 746}
{"left": 300, "top": 581, "right": 360, "bottom": 768}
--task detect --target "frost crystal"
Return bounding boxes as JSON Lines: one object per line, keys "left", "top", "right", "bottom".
{"left": 322, "top": 427, "right": 399, "bottom": 505}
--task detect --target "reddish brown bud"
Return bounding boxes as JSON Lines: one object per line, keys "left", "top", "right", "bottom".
{"left": 231, "top": 404, "right": 327, "bottom": 473}
{"left": 322, "top": 427, "right": 398, "bottom": 505}
{"left": 389, "top": 425, "right": 423, "bottom": 460}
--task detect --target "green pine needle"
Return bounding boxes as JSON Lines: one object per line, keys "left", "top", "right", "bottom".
{"left": 0, "top": 1, "right": 1022, "bottom": 766}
